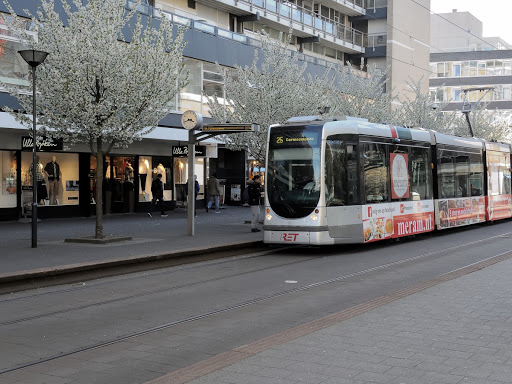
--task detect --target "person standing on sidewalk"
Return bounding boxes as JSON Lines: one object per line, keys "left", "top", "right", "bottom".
{"left": 148, "top": 174, "right": 167, "bottom": 217}
{"left": 207, "top": 173, "right": 221, "bottom": 213}
{"left": 248, "top": 175, "right": 262, "bottom": 232}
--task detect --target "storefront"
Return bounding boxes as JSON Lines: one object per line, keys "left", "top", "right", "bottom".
{"left": 0, "top": 114, "right": 223, "bottom": 220}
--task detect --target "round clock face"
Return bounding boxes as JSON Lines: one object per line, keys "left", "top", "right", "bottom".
{"left": 181, "top": 110, "right": 202, "bottom": 130}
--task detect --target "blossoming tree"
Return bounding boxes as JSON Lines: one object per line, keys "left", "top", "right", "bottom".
{"left": 207, "top": 31, "right": 331, "bottom": 165}
{"left": 3, "top": 0, "right": 187, "bottom": 238}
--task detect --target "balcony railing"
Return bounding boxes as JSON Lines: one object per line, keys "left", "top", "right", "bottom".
{"left": 124, "top": 1, "right": 363, "bottom": 65}
{"left": 240, "top": 0, "right": 365, "bottom": 47}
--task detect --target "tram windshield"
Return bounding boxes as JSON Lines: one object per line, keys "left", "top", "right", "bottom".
{"left": 267, "top": 125, "right": 322, "bottom": 218}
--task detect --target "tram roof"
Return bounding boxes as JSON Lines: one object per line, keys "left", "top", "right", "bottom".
{"left": 322, "top": 119, "right": 432, "bottom": 143}
{"left": 433, "top": 131, "right": 484, "bottom": 150}
{"left": 485, "top": 141, "right": 511, "bottom": 153}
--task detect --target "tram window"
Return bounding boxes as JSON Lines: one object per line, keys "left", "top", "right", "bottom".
{"left": 438, "top": 149, "right": 456, "bottom": 198}
{"left": 469, "top": 153, "right": 484, "bottom": 196}
{"left": 455, "top": 153, "right": 470, "bottom": 197}
{"left": 487, "top": 153, "right": 501, "bottom": 196}
{"left": 364, "top": 143, "right": 389, "bottom": 203}
{"left": 325, "top": 139, "right": 359, "bottom": 206}
{"left": 504, "top": 155, "right": 511, "bottom": 194}
{"left": 410, "top": 147, "right": 431, "bottom": 200}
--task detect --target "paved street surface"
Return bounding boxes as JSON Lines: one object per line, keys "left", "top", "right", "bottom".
{"left": 155, "top": 246, "right": 512, "bottom": 384}
{"left": 0, "top": 205, "right": 261, "bottom": 277}
{"left": 0, "top": 214, "right": 511, "bottom": 384}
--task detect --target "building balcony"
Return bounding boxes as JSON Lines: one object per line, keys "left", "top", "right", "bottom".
{"left": 195, "top": 0, "right": 366, "bottom": 54}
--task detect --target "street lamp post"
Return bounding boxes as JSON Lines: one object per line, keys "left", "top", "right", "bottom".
{"left": 18, "top": 49, "right": 48, "bottom": 248}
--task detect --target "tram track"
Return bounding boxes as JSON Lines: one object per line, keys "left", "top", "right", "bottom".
{"left": 1, "top": 229, "right": 511, "bottom": 375}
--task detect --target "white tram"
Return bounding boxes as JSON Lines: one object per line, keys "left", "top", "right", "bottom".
{"left": 263, "top": 116, "right": 512, "bottom": 245}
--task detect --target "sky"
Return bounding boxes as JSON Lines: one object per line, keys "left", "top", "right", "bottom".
{"left": 430, "top": 0, "right": 512, "bottom": 44}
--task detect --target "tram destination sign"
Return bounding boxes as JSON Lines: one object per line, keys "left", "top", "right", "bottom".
{"left": 201, "top": 123, "right": 259, "bottom": 133}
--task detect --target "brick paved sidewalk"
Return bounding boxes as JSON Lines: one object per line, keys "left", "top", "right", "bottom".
{"left": 151, "top": 253, "right": 512, "bottom": 384}
{"left": 0, "top": 205, "right": 262, "bottom": 279}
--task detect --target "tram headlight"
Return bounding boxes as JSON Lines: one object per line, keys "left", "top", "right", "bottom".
{"left": 310, "top": 214, "right": 318, "bottom": 221}
{"left": 266, "top": 213, "right": 272, "bottom": 221}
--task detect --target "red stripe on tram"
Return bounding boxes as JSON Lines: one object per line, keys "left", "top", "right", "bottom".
{"left": 389, "top": 125, "right": 398, "bottom": 139}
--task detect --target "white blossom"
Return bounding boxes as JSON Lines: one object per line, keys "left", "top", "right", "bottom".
{"left": 328, "top": 60, "right": 396, "bottom": 124}
{"left": 206, "top": 31, "right": 331, "bottom": 164}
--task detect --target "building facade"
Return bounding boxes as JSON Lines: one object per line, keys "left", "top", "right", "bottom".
{"left": 429, "top": 10, "right": 512, "bottom": 125}
{"left": 0, "top": 0, "right": 431, "bottom": 220}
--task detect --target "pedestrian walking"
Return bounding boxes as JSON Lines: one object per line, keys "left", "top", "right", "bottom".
{"left": 185, "top": 175, "right": 200, "bottom": 217}
{"left": 248, "top": 174, "right": 262, "bottom": 232}
{"left": 207, "top": 173, "right": 221, "bottom": 213}
{"left": 148, "top": 174, "right": 167, "bottom": 217}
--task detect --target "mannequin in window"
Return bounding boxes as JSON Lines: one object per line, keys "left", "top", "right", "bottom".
{"left": 124, "top": 161, "right": 134, "bottom": 183}
{"left": 29, "top": 155, "right": 47, "bottom": 203}
{"left": 139, "top": 158, "right": 149, "bottom": 193}
{"left": 44, "top": 155, "right": 60, "bottom": 205}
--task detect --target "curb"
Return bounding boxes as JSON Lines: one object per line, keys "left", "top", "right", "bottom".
{"left": 0, "top": 240, "right": 263, "bottom": 284}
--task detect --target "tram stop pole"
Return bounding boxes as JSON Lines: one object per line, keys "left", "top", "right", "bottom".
{"left": 187, "top": 129, "right": 196, "bottom": 236}
{"left": 181, "top": 110, "right": 259, "bottom": 236}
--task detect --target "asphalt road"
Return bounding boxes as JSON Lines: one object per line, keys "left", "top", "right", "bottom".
{"left": 0, "top": 220, "right": 511, "bottom": 383}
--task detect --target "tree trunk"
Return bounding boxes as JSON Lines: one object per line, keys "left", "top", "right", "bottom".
{"left": 95, "top": 138, "right": 104, "bottom": 239}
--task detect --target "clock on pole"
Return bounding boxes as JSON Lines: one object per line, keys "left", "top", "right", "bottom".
{"left": 181, "top": 110, "right": 203, "bottom": 130}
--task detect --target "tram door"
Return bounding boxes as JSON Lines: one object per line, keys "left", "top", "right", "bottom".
{"left": 325, "top": 139, "right": 362, "bottom": 240}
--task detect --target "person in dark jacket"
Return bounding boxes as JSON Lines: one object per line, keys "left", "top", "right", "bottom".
{"left": 248, "top": 175, "right": 262, "bottom": 232}
{"left": 148, "top": 174, "right": 167, "bottom": 217}
{"left": 207, "top": 173, "right": 221, "bottom": 213}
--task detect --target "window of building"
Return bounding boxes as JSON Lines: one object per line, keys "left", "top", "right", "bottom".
{"left": 453, "top": 88, "right": 461, "bottom": 101}
{"left": 486, "top": 60, "right": 495, "bottom": 76}
{"left": 453, "top": 63, "right": 461, "bottom": 77}
{"left": 363, "top": 143, "right": 388, "bottom": 203}
{"left": 477, "top": 61, "right": 486, "bottom": 76}
{"left": 0, "top": 150, "right": 17, "bottom": 208}
{"left": 495, "top": 60, "right": 503, "bottom": 75}
{"left": 469, "top": 61, "right": 477, "bottom": 76}
{"left": 504, "top": 61, "right": 512, "bottom": 75}
{"left": 436, "top": 62, "right": 446, "bottom": 77}
{"left": 21, "top": 152, "right": 79, "bottom": 208}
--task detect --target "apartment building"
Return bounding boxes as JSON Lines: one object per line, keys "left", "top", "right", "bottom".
{"left": 349, "top": 0, "right": 430, "bottom": 103}
{"left": 429, "top": 10, "right": 512, "bottom": 124}
{"left": 0, "top": 0, "right": 431, "bottom": 220}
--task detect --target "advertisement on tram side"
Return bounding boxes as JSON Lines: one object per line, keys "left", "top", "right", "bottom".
{"left": 486, "top": 195, "right": 512, "bottom": 221}
{"left": 363, "top": 201, "right": 435, "bottom": 243}
{"left": 435, "top": 197, "right": 486, "bottom": 229}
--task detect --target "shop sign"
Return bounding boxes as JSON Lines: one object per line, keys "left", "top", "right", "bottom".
{"left": 363, "top": 201, "right": 434, "bottom": 243}
{"left": 172, "top": 145, "right": 206, "bottom": 157}
{"left": 390, "top": 153, "right": 409, "bottom": 199}
{"left": 22, "top": 136, "right": 63, "bottom": 152}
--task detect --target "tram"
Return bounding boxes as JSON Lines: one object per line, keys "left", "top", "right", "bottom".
{"left": 263, "top": 116, "right": 512, "bottom": 245}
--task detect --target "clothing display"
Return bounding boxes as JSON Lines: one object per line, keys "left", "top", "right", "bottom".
{"left": 44, "top": 160, "right": 60, "bottom": 181}
{"left": 44, "top": 157, "right": 60, "bottom": 205}
{"left": 139, "top": 159, "right": 149, "bottom": 192}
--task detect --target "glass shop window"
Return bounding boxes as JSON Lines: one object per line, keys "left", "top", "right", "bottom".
{"left": 21, "top": 152, "right": 79, "bottom": 207}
